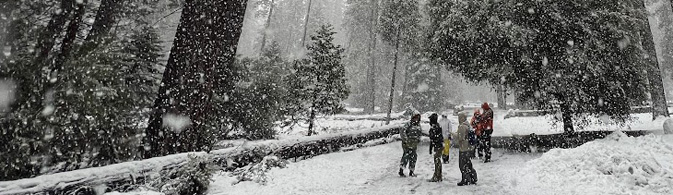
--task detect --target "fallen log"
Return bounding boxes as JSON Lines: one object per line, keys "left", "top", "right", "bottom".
{"left": 492, "top": 130, "right": 652, "bottom": 152}
{"left": 211, "top": 125, "right": 404, "bottom": 169}
{"left": 0, "top": 152, "right": 207, "bottom": 195}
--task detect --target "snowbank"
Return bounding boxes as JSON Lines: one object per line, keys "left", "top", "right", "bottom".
{"left": 515, "top": 132, "right": 673, "bottom": 194}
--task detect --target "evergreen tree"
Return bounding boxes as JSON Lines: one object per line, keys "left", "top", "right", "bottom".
{"left": 228, "top": 42, "right": 291, "bottom": 140}
{"left": 402, "top": 56, "right": 448, "bottom": 112}
{"left": 427, "top": 0, "right": 651, "bottom": 133}
{"left": 344, "top": 0, "right": 380, "bottom": 114}
{"left": 379, "top": 0, "right": 421, "bottom": 124}
{"left": 1, "top": 0, "right": 174, "bottom": 179}
{"left": 287, "top": 24, "right": 349, "bottom": 136}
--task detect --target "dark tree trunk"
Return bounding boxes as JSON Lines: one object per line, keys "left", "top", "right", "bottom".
{"left": 386, "top": 31, "right": 400, "bottom": 125}
{"left": 497, "top": 84, "right": 507, "bottom": 109}
{"left": 364, "top": 0, "right": 379, "bottom": 114}
{"left": 641, "top": 0, "right": 669, "bottom": 119}
{"left": 301, "top": 0, "right": 313, "bottom": 46}
{"left": 78, "top": 0, "right": 121, "bottom": 56}
{"left": 52, "top": 1, "right": 86, "bottom": 76}
{"left": 307, "top": 104, "right": 316, "bottom": 136}
{"left": 400, "top": 56, "right": 410, "bottom": 109}
{"left": 32, "top": 0, "right": 75, "bottom": 67}
{"left": 24, "top": 0, "right": 76, "bottom": 112}
{"left": 259, "top": 0, "right": 275, "bottom": 52}
{"left": 559, "top": 95, "right": 574, "bottom": 134}
{"left": 144, "top": 0, "right": 248, "bottom": 158}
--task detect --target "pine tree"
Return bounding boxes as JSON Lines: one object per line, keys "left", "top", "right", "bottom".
{"left": 1, "top": 0, "right": 174, "bottom": 179}
{"left": 402, "top": 56, "right": 447, "bottom": 112}
{"left": 427, "top": 0, "right": 651, "bottom": 133}
{"left": 228, "top": 42, "right": 290, "bottom": 140}
{"left": 379, "top": 0, "right": 420, "bottom": 124}
{"left": 288, "top": 24, "right": 349, "bottom": 136}
{"left": 344, "top": 0, "right": 380, "bottom": 114}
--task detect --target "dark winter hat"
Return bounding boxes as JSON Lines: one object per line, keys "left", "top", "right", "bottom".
{"left": 411, "top": 113, "right": 421, "bottom": 121}
{"left": 429, "top": 113, "right": 438, "bottom": 124}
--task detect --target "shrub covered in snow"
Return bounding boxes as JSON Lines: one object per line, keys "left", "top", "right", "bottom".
{"left": 152, "top": 154, "right": 215, "bottom": 195}
{"left": 517, "top": 132, "right": 673, "bottom": 194}
{"left": 230, "top": 155, "right": 288, "bottom": 185}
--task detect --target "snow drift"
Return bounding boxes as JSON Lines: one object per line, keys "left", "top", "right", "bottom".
{"left": 516, "top": 132, "right": 673, "bottom": 194}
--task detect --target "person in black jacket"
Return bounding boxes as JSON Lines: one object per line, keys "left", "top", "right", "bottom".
{"left": 428, "top": 113, "right": 444, "bottom": 182}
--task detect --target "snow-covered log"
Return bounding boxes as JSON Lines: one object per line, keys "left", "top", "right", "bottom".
{"left": 210, "top": 124, "right": 404, "bottom": 169}
{"left": 0, "top": 152, "right": 207, "bottom": 195}
{"left": 492, "top": 131, "right": 651, "bottom": 152}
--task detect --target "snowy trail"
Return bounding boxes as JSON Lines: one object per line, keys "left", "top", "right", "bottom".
{"left": 208, "top": 142, "right": 542, "bottom": 195}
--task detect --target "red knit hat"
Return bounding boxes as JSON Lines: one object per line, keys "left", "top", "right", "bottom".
{"left": 482, "top": 102, "right": 490, "bottom": 110}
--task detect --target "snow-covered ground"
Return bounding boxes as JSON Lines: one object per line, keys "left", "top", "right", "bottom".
{"left": 216, "top": 112, "right": 407, "bottom": 149}
{"left": 205, "top": 132, "right": 673, "bottom": 195}
{"left": 494, "top": 112, "right": 667, "bottom": 136}
{"left": 276, "top": 118, "right": 404, "bottom": 140}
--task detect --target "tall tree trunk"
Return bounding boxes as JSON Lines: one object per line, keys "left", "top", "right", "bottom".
{"left": 46, "top": 0, "right": 87, "bottom": 167}
{"left": 386, "top": 31, "right": 400, "bottom": 125}
{"left": 307, "top": 102, "right": 317, "bottom": 136}
{"left": 259, "top": 0, "right": 275, "bottom": 53}
{"left": 496, "top": 84, "right": 507, "bottom": 110}
{"left": 32, "top": 0, "right": 75, "bottom": 67}
{"left": 559, "top": 95, "right": 574, "bottom": 134}
{"left": 641, "top": 0, "right": 670, "bottom": 119}
{"left": 51, "top": 1, "right": 86, "bottom": 77}
{"left": 144, "top": 0, "right": 248, "bottom": 158}
{"left": 400, "top": 56, "right": 410, "bottom": 109}
{"left": 301, "top": 0, "right": 313, "bottom": 46}
{"left": 78, "top": 0, "right": 121, "bottom": 56}
{"left": 364, "top": 0, "right": 379, "bottom": 114}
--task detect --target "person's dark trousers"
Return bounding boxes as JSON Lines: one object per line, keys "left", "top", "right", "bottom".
{"left": 459, "top": 151, "right": 478, "bottom": 183}
{"left": 477, "top": 134, "right": 485, "bottom": 158}
{"left": 400, "top": 145, "right": 418, "bottom": 171}
{"left": 483, "top": 129, "right": 493, "bottom": 162}
{"left": 431, "top": 147, "right": 443, "bottom": 181}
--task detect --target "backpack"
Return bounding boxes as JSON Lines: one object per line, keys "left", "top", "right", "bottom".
{"left": 467, "top": 129, "right": 478, "bottom": 146}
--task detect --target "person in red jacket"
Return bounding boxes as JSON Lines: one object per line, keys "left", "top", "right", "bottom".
{"left": 480, "top": 102, "right": 494, "bottom": 163}
{"left": 470, "top": 109, "right": 482, "bottom": 159}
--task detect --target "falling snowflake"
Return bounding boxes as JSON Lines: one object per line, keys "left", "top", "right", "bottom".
{"left": 162, "top": 114, "right": 192, "bottom": 133}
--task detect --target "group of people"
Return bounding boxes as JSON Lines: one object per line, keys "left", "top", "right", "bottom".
{"left": 398, "top": 102, "right": 494, "bottom": 186}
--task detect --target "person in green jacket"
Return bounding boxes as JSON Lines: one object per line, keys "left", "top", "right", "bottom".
{"left": 399, "top": 113, "right": 422, "bottom": 177}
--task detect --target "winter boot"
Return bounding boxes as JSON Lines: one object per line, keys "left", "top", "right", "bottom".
{"left": 457, "top": 181, "right": 468, "bottom": 186}
{"left": 399, "top": 168, "right": 406, "bottom": 177}
{"left": 409, "top": 171, "right": 417, "bottom": 177}
{"left": 442, "top": 156, "right": 450, "bottom": 164}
